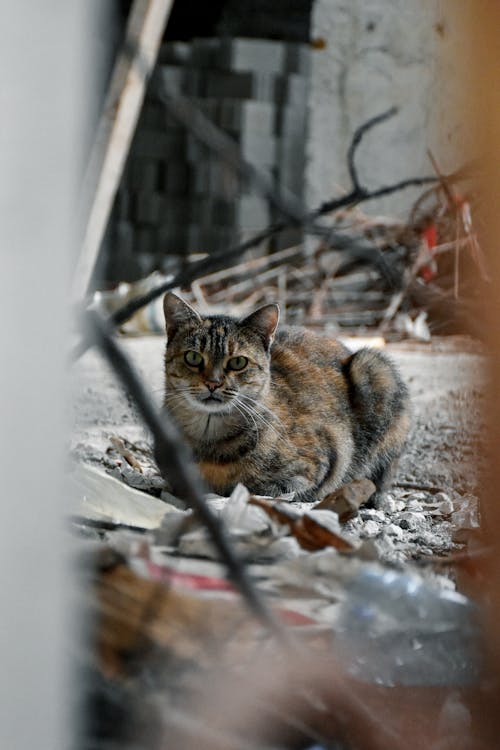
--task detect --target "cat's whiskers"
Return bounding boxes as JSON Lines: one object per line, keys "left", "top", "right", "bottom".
{"left": 163, "top": 394, "right": 189, "bottom": 419}
{"left": 230, "top": 399, "right": 260, "bottom": 435}
{"left": 218, "top": 389, "right": 260, "bottom": 433}
{"left": 239, "top": 393, "right": 282, "bottom": 423}
{"left": 233, "top": 396, "right": 284, "bottom": 440}
{"left": 237, "top": 393, "right": 285, "bottom": 434}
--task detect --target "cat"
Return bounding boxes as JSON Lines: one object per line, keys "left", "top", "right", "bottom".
{"left": 162, "top": 292, "right": 410, "bottom": 501}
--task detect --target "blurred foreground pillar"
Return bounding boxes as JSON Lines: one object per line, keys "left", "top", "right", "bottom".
{"left": 0, "top": 3, "right": 97, "bottom": 748}
{"left": 461, "top": 1, "right": 500, "bottom": 745}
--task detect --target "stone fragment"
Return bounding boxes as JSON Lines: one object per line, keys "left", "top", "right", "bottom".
{"left": 437, "top": 498, "right": 454, "bottom": 515}
{"left": 406, "top": 491, "right": 427, "bottom": 502}
{"left": 314, "top": 478, "right": 376, "bottom": 522}
{"left": 396, "top": 512, "right": 426, "bottom": 531}
{"left": 359, "top": 508, "right": 386, "bottom": 523}
{"left": 361, "top": 520, "right": 381, "bottom": 538}
{"left": 406, "top": 498, "right": 424, "bottom": 512}
{"left": 434, "top": 491, "right": 451, "bottom": 504}
{"left": 385, "top": 523, "right": 405, "bottom": 539}
{"left": 374, "top": 494, "right": 397, "bottom": 513}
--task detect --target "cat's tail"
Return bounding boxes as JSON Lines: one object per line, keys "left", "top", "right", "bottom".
{"left": 342, "top": 348, "right": 410, "bottom": 491}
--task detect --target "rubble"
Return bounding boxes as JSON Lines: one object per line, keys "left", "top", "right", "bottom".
{"left": 71, "top": 331, "right": 484, "bottom": 567}
{"left": 72, "top": 274, "right": 485, "bottom": 750}
{"left": 96, "top": 158, "right": 488, "bottom": 345}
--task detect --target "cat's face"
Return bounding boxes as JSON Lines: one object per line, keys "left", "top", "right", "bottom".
{"left": 163, "top": 293, "right": 279, "bottom": 417}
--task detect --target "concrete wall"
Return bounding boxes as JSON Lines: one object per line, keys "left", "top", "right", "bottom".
{"left": 306, "top": 0, "right": 463, "bottom": 219}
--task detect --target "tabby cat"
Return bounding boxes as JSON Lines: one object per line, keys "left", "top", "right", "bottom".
{"left": 162, "top": 293, "right": 409, "bottom": 501}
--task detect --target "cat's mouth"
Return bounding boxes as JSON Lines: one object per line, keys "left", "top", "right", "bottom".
{"left": 188, "top": 392, "right": 234, "bottom": 414}
{"left": 202, "top": 395, "right": 224, "bottom": 406}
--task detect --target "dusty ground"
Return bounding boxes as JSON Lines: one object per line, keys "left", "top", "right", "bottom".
{"left": 70, "top": 333, "right": 484, "bottom": 564}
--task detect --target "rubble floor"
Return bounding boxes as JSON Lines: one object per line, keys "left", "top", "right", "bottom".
{"left": 71, "top": 334, "right": 484, "bottom": 564}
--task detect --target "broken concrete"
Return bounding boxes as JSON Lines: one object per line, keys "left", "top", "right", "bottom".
{"left": 71, "top": 335, "right": 483, "bottom": 564}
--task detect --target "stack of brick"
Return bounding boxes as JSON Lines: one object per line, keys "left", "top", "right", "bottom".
{"left": 105, "top": 37, "right": 310, "bottom": 283}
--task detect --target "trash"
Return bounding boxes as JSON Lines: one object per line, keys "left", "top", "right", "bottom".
{"left": 335, "top": 565, "right": 482, "bottom": 686}
{"left": 249, "top": 496, "right": 356, "bottom": 553}
{"left": 94, "top": 161, "right": 488, "bottom": 342}
{"left": 94, "top": 271, "right": 170, "bottom": 335}
{"left": 394, "top": 311, "right": 432, "bottom": 342}
{"left": 70, "top": 462, "right": 183, "bottom": 529}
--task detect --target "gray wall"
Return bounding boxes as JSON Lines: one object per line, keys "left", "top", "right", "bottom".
{"left": 306, "top": 0, "right": 462, "bottom": 219}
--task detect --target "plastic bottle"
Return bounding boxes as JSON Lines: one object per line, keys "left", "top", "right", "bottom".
{"left": 335, "top": 565, "right": 482, "bottom": 686}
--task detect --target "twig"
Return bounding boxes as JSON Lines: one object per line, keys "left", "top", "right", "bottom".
{"left": 454, "top": 208, "right": 461, "bottom": 299}
{"left": 430, "top": 237, "right": 471, "bottom": 256}
{"left": 110, "top": 435, "right": 144, "bottom": 472}
{"left": 427, "top": 149, "right": 463, "bottom": 300}
{"left": 393, "top": 481, "right": 448, "bottom": 494}
{"left": 196, "top": 245, "right": 302, "bottom": 287}
{"left": 69, "top": 514, "right": 148, "bottom": 534}
{"left": 347, "top": 107, "right": 398, "bottom": 190}
{"left": 209, "top": 266, "right": 282, "bottom": 302}
{"left": 416, "top": 546, "right": 494, "bottom": 566}
{"left": 312, "top": 173, "right": 438, "bottom": 218}
{"left": 86, "top": 309, "right": 288, "bottom": 641}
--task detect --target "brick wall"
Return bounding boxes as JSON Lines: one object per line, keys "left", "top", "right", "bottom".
{"left": 102, "top": 37, "right": 311, "bottom": 284}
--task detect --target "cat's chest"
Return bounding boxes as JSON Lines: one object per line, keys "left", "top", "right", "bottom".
{"left": 197, "top": 460, "right": 243, "bottom": 491}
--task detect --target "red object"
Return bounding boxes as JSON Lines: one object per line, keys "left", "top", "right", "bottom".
{"left": 422, "top": 222, "right": 437, "bottom": 251}
{"left": 143, "top": 560, "right": 319, "bottom": 625}
{"left": 419, "top": 222, "right": 438, "bottom": 282}
{"left": 145, "top": 560, "right": 235, "bottom": 591}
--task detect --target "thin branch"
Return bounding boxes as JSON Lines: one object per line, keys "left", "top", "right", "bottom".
{"left": 313, "top": 173, "right": 438, "bottom": 217}
{"left": 86, "top": 309, "right": 288, "bottom": 642}
{"left": 347, "top": 106, "right": 398, "bottom": 190}
{"left": 70, "top": 216, "right": 399, "bottom": 362}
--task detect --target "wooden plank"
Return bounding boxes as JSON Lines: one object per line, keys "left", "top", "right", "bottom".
{"left": 72, "top": 0, "right": 174, "bottom": 301}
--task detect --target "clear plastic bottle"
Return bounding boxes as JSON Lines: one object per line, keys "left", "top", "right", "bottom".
{"left": 335, "top": 565, "right": 482, "bottom": 686}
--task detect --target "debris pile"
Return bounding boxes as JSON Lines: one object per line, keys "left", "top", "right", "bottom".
{"left": 71, "top": 306, "right": 485, "bottom": 750}
{"left": 73, "top": 436, "right": 480, "bottom": 567}
{"left": 73, "top": 465, "right": 482, "bottom": 749}
{"left": 97, "top": 165, "right": 488, "bottom": 342}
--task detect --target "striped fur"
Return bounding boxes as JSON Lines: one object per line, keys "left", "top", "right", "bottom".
{"left": 162, "top": 293, "right": 410, "bottom": 501}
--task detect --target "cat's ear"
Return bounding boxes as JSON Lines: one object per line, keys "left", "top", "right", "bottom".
{"left": 241, "top": 304, "right": 280, "bottom": 350}
{"left": 163, "top": 293, "right": 201, "bottom": 340}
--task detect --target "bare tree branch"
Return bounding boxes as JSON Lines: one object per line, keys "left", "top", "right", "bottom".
{"left": 346, "top": 106, "right": 398, "bottom": 190}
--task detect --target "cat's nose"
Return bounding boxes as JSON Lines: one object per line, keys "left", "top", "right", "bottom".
{"left": 204, "top": 380, "right": 222, "bottom": 392}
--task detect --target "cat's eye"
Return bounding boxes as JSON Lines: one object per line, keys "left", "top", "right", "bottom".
{"left": 226, "top": 356, "right": 248, "bottom": 371}
{"left": 184, "top": 350, "right": 203, "bottom": 367}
